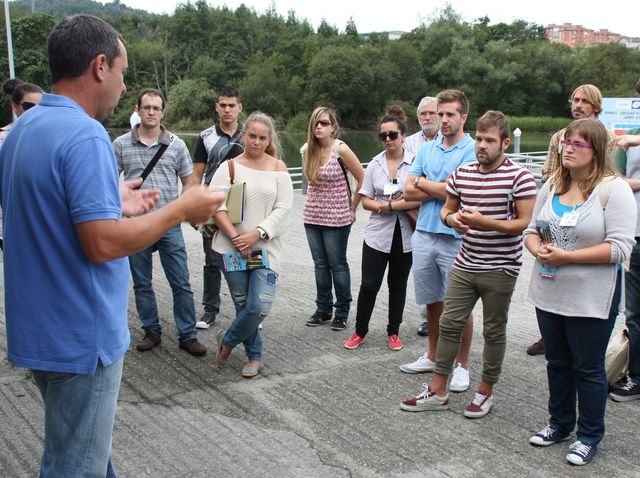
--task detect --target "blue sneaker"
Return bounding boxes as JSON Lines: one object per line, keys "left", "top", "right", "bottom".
{"left": 566, "top": 440, "right": 597, "bottom": 466}
{"left": 529, "top": 425, "right": 571, "bottom": 446}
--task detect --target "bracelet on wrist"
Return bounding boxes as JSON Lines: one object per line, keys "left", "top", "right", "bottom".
{"left": 442, "top": 212, "right": 453, "bottom": 227}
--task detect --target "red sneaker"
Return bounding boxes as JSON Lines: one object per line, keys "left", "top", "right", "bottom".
{"left": 388, "top": 334, "right": 404, "bottom": 351}
{"left": 344, "top": 332, "right": 365, "bottom": 349}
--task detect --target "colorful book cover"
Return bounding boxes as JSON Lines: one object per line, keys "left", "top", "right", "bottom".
{"left": 223, "top": 249, "right": 270, "bottom": 272}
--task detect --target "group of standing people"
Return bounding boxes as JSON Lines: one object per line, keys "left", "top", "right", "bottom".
{"left": 300, "top": 86, "right": 639, "bottom": 468}
{"left": 1, "top": 12, "right": 639, "bottom": 476}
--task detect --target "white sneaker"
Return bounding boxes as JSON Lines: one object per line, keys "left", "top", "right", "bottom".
{"left": 449, "top": 363, "right": 470, "bottom": 392}
{"left": 399, "top": 353, "right": 434, "bottom": 374}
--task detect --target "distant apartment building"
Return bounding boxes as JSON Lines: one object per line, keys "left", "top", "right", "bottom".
{"left": 546, "top": 23, "right": 640, "bottom": 48}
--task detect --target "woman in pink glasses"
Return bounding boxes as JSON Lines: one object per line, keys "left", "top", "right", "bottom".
{"left": 525, "top": 118, "right": 636, "bottom": 466}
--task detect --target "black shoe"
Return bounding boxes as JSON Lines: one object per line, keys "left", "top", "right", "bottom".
{"left": 330, "top": 317, "right": 347, "bottom": 330}
{"left": 196, "top": 311, "right": 217, "bottom": 330}
{"left": 610, "top": 377, "right": 640, "bottom": 402}
{"left": 417, "top": 321, "right": 429, "bottom": 337}
{"left": 306, "top": 311, "right": 332, "bottom": 327}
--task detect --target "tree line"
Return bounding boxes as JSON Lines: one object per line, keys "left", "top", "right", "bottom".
{"left": 1, "top": 0, "right": 639, "bottom": 131}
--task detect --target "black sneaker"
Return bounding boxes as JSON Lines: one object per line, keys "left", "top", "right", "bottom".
{"left": 609, "top": 376, "right": 640, "bottom": 402}
{"left": 305, "top": 312, "right": 332, "bottom": 327}
{"left": 417, "top": 321, "right": 428, "bottom": 337}
{"left": 330, "top": 317, "right": 347, "bottom": 330}
{"left": 196, "top": 311, "right": 217, "bottom": 330}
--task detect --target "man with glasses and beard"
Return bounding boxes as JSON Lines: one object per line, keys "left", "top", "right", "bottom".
{"left": 193, "top": 86, "right": 244, "bottom": 330}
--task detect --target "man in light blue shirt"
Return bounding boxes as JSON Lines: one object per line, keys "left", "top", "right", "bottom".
{"left": 399, "top": 90, "right": 476, "bottom": 393}
{"left": 0, "top": 15, "right": 221, "bottom": 477}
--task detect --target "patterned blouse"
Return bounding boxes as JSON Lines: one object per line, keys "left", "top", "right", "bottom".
{"left": 303, "top": 152, "right": 352, "bottom": 227}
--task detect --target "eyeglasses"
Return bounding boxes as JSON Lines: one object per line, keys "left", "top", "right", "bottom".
{"left": 141, "top": 105, "right": 163, "bottom": 112}
{"left": 317, "top": 119, "right": 332, "bottom": 127}
{"left": 378, "top": 131, "right": 400, "bottom": 141}
{"left": 20, "top": 102, "right": 36, "bottom": 111}
{"left": 560, "top": 139, "right": 592, "bottom": 150}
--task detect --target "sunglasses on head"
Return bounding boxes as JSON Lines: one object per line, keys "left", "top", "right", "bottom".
{"left": 317, "top": 119, "right": 332, "bottom": 127}
{"left": 21, "top": 102, "right": 36, "bottom": 111}
{"left": 378, "top": 131, "right": 400, "bottom": 141}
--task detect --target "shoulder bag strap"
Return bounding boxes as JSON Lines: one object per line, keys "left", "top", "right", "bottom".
{"left": 228, "top": 158, "right": 235, "bottom": 184}
{"left": 138, "top": 143, "right": 169, "bottom": 185}
{"left": 333, "top": 140, "right": 352, "bottom": 199}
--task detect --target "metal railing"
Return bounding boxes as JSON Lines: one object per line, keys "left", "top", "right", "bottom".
{"left": 287, "top": 152, "right": 548, "bottom": 189}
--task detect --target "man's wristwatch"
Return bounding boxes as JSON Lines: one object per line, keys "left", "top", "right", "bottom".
{"left": 413, "top": 176, "right": 422, "bottom": 189}
{"left": 256, "top": 227, "right": 268, "bottom": 240}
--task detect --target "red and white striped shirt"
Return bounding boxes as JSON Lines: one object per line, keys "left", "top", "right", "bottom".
{"left": 446, "top": 157, "right": 537, "bottom": 276}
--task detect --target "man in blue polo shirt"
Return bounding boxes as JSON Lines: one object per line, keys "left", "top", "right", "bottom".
{"left": 400, "top": 89, "right": 476, "bottom": 394}
{"left": 0, "top": 15, "right": 222, "bottom": 477}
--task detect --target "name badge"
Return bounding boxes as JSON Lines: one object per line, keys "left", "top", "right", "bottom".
{"left": 560, "top": 210, "right": 579, "bottom": 227}
{"left": 384, "top": 183, "right": 399, "bottom": 196}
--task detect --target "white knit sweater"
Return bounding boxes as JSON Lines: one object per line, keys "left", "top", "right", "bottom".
{"left": 210, "top": 162, "right": 293, "bottom": 274}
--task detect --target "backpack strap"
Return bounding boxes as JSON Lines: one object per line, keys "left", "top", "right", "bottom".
{"left": 599, "top": 175, "right": 614, "bottom": 209}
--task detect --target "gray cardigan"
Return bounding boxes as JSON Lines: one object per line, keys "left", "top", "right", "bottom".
{"left": 524, "top": 177, "right": 636, "bottom": 318}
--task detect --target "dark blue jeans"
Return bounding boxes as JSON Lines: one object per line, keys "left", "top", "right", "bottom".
{"left": 129, "top": 226, "right": 197, "bottom": 341}
{"left": 304, "top": 224, "right": 352, "bottom": 319}
{"left": 536, "top": 272, "right": 621, "bottom": 446}
{"left": 625, "top": 241, "right": 640, "bottom": 379}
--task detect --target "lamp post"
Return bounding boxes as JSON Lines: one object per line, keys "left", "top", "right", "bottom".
{"left": 4, "top": 0, "right": 15, "bottom": 80}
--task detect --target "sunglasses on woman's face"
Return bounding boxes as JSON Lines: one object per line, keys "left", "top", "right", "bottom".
{"left": 317, "top": 119, "right": 332, "bottom": 127}
{"left": 20, "top": 102, "right": 36, "bottom": 111}
{"left": 378, "top": 131, "right": 400, "bottom": 141}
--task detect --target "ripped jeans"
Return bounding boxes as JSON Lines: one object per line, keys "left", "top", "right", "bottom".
{"left": 219, "top": 256, "right": 278, "bottom": 361}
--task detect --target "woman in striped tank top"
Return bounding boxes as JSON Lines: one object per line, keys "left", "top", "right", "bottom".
{"left": 302, "top": 107, "right": 364, "bottom": 331}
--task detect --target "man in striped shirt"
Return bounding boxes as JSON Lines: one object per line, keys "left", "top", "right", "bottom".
{"left": 401, "top": 110, "right": 537, "bottom": 418}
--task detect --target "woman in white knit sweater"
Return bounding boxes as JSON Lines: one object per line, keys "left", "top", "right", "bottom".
{"left": 524, "top": 118, "right": 636, "bottom": 466}
{"left": 209, "top": 112, "right": 293, "bottom": 378}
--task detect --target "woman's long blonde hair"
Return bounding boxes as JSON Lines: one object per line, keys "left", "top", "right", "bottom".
{"left": 243, "top": 111, "right": 282, "bottom": 159}
{"left": 549, "top": 118, "right": 616, "bottom": 198}
{"left": 304, "top": 107, "right": 339, "bottom": 184}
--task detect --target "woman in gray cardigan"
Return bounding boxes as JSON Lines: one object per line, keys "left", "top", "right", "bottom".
{"left": 524, "top": 118, "right": 636, "bottom": 466}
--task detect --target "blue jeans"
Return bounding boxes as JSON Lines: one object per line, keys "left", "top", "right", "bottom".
{"left": 129, "top": 226, "right": 197, "bottom": 341}
{"left": 32, "top": 357, "right": 123, "bottom": 478}
{"left": 202, "top": 233, "right": 221, "bottom": 315}
{"left": 536, "top": 273, "right": 621, "bottom": 446}
{"left": 219, "top": 258, "right": 278, "bottom": 361}
{"left": 625, "top": 241, "right": 640, "bottom": 379}
{"left": 304, "top": 224, "right": 352, "bottom": 319}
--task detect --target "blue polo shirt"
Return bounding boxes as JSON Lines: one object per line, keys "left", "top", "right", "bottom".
{"left": 0, "top": 93, "right": 130, "bottom": 375}
{"left": 410, "top": 134, "right": 476, "bottom": 237}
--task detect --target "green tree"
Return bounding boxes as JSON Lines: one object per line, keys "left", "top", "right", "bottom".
{"left": 164, "top": 78, "right": 215, "bottom": 129}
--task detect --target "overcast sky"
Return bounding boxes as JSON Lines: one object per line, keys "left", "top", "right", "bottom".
{"left": 102, "top": 0, "right": 639, "bottom": 37}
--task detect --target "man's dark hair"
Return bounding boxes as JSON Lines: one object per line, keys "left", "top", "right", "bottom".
{"left": 47, "top": 14, "right": 123, "bottom": 84}
{"left": 137, "top": 88, "right": 166, "bottom": 110}
{"left": 476, "top": 110, "right": 510, "bottom": 142}
{"left": 217, "top": 86, "right": 240, "bottom": 102}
